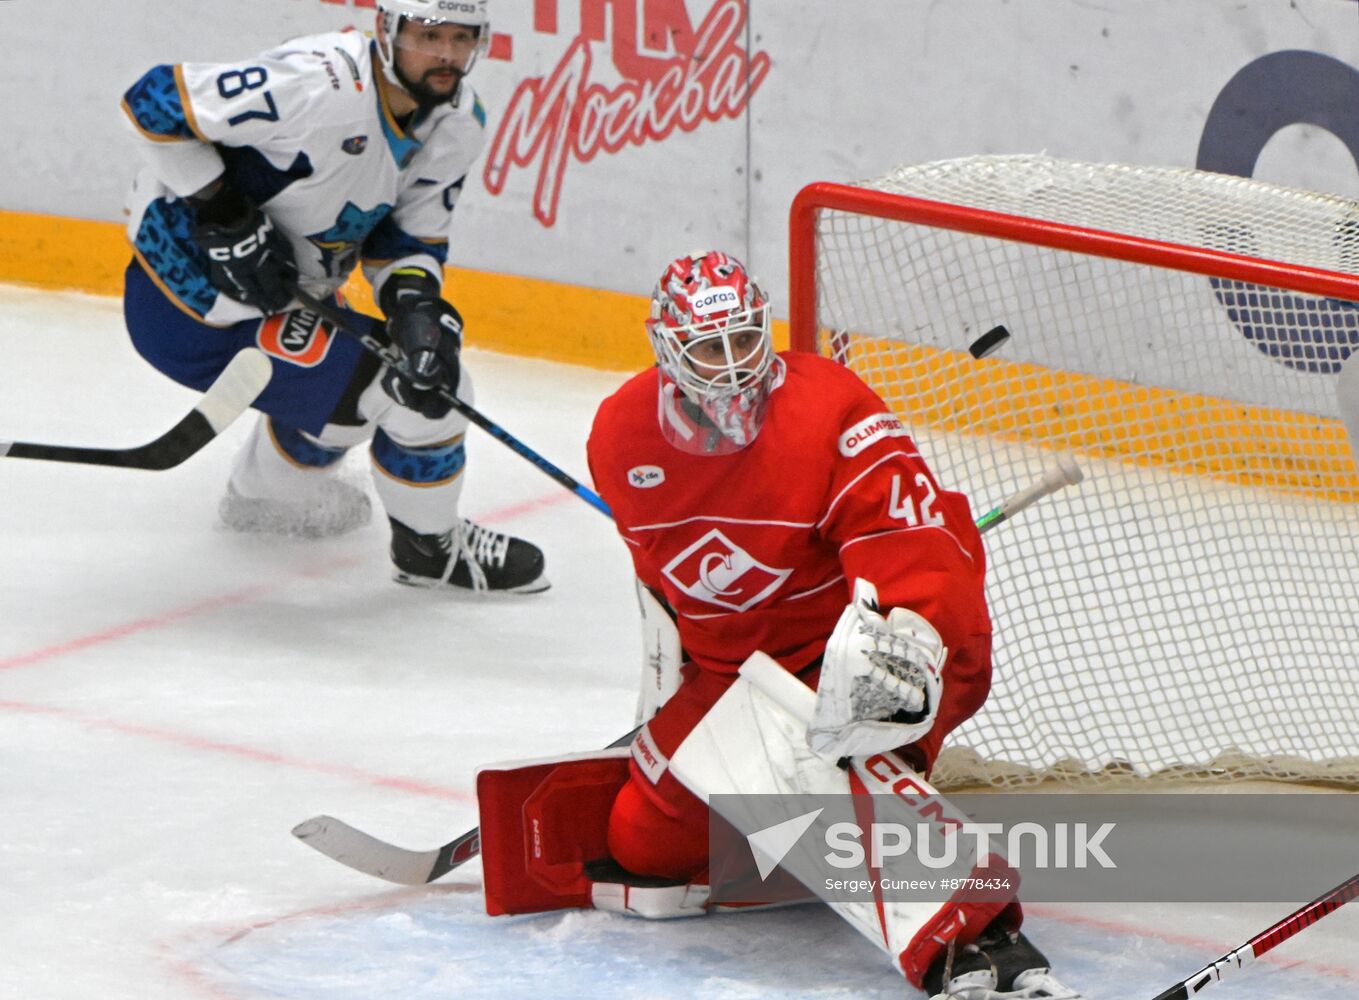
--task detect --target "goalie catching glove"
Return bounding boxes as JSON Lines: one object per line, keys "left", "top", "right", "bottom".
{"left": 808, "top": 579, "right": 946, "bottom": 761}
{"left": 378, "top": 268, "right": 464, "bottom": 420}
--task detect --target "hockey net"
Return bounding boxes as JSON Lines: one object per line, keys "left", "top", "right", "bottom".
{"left": 790, "top": 154, "right": 1359, "bottom": 790}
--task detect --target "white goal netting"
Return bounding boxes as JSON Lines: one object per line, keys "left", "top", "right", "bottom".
{"left": 796, "top": 155, "right": 1359, "bottom": 789}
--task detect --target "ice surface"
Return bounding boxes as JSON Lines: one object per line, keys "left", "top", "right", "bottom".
{"left": 1, "top": 284, "right": 1355, "bottom": 999}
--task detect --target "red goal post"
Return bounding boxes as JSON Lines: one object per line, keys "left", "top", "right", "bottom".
{"left": 787, "top": 155, "right": 1359, "bottom": 790}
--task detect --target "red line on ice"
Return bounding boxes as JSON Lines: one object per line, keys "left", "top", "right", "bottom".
{"left": 0, "top": 697, "right": 472, "bottom": 801}
{"left": 0, "top": 555, "right": 364, "bottom": 673}
{"left": 0, "top": 486, "right": 576, "bottom": 675}
{"left": 0, "top": 491, "right": 570, "bottom": 798}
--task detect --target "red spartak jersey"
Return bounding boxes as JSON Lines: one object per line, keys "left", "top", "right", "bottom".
{"left": 588, "top": 353, "right": 993, "bottom": 763}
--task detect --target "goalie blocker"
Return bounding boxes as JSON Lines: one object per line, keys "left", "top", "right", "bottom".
{"left": 476, "top": 652, "right": 1019, "bottom": 988}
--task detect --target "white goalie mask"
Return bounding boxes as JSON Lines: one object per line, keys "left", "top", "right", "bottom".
{"left": 647, "top": 250, "right": 784, "bottom": 456}
{"left": 375, "top": 0, "right": 490, "bottom": 96}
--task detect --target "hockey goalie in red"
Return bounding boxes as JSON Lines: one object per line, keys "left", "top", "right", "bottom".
{"left": 475, "top": 251, "right": 1088, "bottom": 999}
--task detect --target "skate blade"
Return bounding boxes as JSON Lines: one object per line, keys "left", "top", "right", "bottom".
{"left": 391, "top": 569, "right": 551, "bottom": 596}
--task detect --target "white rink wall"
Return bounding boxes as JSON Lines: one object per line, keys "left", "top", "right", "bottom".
{"left": 2, "top": 0, "right": 1358, "bottom": 305}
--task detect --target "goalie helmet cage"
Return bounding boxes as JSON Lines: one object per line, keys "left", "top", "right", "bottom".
{"left": 789, "top": 154, "right": 1359, "bottom": 790}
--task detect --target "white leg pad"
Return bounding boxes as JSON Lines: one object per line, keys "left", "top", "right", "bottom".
{"left": 670, "top": 652, "right": 1015, "bottom": 986}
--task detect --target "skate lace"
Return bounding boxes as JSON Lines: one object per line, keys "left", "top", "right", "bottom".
{"left": 445, "top": 520, "right": 510, "bottom": 592}
{"left": 463, "top": 521, "right": 510, "bottom": 568}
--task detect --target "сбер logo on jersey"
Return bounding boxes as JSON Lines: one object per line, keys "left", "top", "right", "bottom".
{"left": 628, "top": 465, "right": 665, "bottom": 488}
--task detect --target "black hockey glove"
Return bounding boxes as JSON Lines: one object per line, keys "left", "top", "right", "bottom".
{"left": 378, "top": 268, "right": 464, "bottom": 420}
{"left": 191, "top": 181, "right": 297, "bottom": 314}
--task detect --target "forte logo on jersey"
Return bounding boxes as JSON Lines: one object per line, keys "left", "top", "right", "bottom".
{"left": 662, "top": 528, "right": 792, "bottom": 612}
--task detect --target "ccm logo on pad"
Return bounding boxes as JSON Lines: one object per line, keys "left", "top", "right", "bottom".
{"left": 838, "top": 412, "right": 911, "bottom": 458}
{"left": 690, "top": 287, "right": 741, "bottom": 317}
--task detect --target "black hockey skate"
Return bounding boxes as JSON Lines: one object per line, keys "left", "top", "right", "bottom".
{"left": 390, "top": 517, "right": 549, "bottom": 594}
{"left": 924, "top": 923, "right": 1087, "bottom": 999}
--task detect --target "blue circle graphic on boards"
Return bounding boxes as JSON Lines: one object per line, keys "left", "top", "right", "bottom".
{"left": 1196, "top": 50, "right": 1359, "bottom": 373}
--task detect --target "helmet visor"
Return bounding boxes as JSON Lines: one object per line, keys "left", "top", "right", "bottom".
{"left": 392, "top": 18, "right": 485, "bottom": 62}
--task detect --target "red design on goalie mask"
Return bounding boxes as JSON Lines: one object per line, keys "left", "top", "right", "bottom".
{"left": 647, "top": 250, "right": 782, "bottom": 454}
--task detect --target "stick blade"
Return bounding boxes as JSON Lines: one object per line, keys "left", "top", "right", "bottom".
{"left": 292, "top": 815, "right": 445, "bottom": 885}
{"left": 197, "top": 347, "right": 273, "bottom": 433}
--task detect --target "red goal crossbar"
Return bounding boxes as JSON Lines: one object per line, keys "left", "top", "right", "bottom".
{"left": 787, "top": 180, "right": 1359, "bottom": 353}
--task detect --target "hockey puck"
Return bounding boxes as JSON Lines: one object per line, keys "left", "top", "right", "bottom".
{"left": 968, "top": 325, "right": 1011, "bottom": 359}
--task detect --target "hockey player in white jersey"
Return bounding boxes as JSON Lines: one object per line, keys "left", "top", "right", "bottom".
{"left": 119, "top": 0, "right": 547, "bottom": 593}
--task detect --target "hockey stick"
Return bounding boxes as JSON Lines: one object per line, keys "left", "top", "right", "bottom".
{"left": 290, "top": 458, "right": 1084, "bottom": 885}
{"left": 291, "top": 725, "right": 642, "bottom": 885}
{"left": 975, "top": 455, "right": 1083, "bottom": 533}
{"left": 291, "top": 289, "right": 613, "bottom": 519}
{"left": 0, "top": 347, "right": 272, "bottom": 471}
{"left": 1149, "top": 873, "right": 1359, "bottom": 1000}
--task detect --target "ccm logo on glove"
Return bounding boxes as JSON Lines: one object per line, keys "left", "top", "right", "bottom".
{"left": 206, "top": 218, "right": 279, "bottom": 261}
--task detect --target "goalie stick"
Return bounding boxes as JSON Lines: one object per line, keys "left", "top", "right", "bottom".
{"left": 975, "top": 455, "right": 1083, "bottom": 533}
{"left": 291, "top": 458, "right": 1084, "bottom": 885}
{"left": 292, "top": 726, "right": 642, "bottom": 885}
{"left": 1149, "top": 872, "right": 1359, "bottom": 1000}
{"left": 291, "top": 289, "right": 613, "bottom": 519}
{"left": 0, "top": 347, "right": 272, "bottom": 471}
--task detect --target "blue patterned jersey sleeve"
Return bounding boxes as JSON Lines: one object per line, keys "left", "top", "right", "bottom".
{"left": 122, "top": 65, "right": 198, "bottom": 141}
